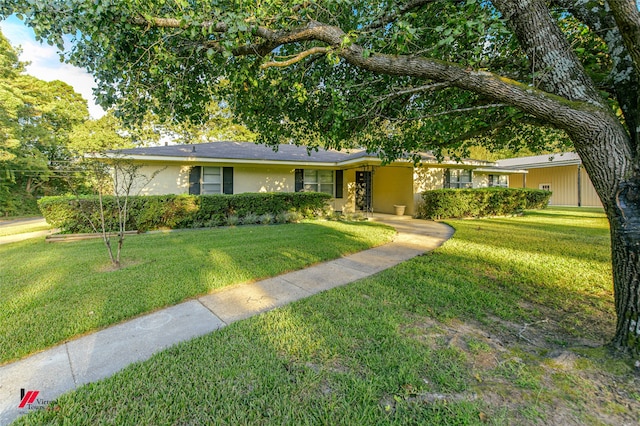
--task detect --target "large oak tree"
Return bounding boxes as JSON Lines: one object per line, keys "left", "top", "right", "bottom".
{"left": 4, "top": 0, "right": 639, "bottom": 354}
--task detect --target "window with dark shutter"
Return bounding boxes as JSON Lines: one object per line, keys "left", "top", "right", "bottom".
{"left": 189, "top": 166, "right": 201, "bottom": 195}
{"left": 295, "top": 169, "right": 304, "bottom": 192}
{"left": 223, "top": 167, "right": 234, "bottom": 194}
{"left": 335, "top": 170, "right": 343, "bottom": 198}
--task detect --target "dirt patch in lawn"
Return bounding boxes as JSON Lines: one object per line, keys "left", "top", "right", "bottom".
{"left": 401, "top": 312, "right": 640, "bottom": 425}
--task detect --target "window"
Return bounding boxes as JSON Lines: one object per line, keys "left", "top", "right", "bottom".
{"left": 188, "top": 166, "right": 233, "bottom": 195}
{"left": 489, "top": 174, "right": 509, "bottom": 187}
{"left": 202, "top": 167, "right": 222, "bottom": 194}
{"left": 303, "top": 169, "right": 334, "bottom": 195}
{"left": 445, "top": 169, "right": 473, "bottom": 189}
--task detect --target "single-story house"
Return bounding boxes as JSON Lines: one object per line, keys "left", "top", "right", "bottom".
{"left": 496, "top": 152, "right": 602, "bottom": 207}
{"left": 103, "top": 141, "right": 525, "bottom": 216}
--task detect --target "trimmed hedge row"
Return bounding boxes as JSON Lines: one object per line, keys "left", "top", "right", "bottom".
{"left": 38, "top": 192, "right": 332, "bottom": 233}
{"left": 416, "top": 187, "right": 551, "bottom": 220}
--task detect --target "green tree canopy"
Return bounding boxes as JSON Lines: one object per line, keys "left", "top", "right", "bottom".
{"left": 0, "top": 30, "right": 89, "bottom": 214}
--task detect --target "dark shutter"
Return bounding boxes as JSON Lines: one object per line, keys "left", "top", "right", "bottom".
{"left": 223, "top": 167, "right": 234, "bottom": 194}
{"left": 295, "top": 169, "right": 304, "bottom": 192}
{"left": 335, "top": 170, "right": 343, "bottom": 198}
{"left": 488, "top": 175, "right": 494, "bottom": 187}
{"left": 189, "top": 166, "right": 201, "bottom": 195}
{"left": 444, "top": 169, "right": 451, "bottom": 189}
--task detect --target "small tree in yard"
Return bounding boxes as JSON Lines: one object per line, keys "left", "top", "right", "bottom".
{"left": 5, "top": 1, "right": 640, "bottom": 355}
{"left": 81, "top": 158, "right": 157, "bottom": 268}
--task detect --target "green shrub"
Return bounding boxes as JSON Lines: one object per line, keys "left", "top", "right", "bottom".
{"left": 524, "top": 189, "right": 554, "bottom": 209}
{"left": 240, "top": 212, "right": 260, "bottom": 225}
{"left": 197, "top": 195, "right": 231, "bottom": 225}
{"left": 38, "top": 195, "right": 133, "bottom": 233}
{"left": 38, "top": 192, "right": 332, "bottom": 233}
{"left": 0, "top": 190, "right": 39, "bottom": 217}
{"left": 416, "top": 187, "right": 551, "bottom": 220}
{"left": 131, "top": 195, "right": 199, "bottom": 231}
{"left": 286, "top": 211, "right": 303, "bottom": 223}
{"left": 259, "top": 213, "right": 274, "bottom": 225}
{"left": 275, "top": 211, "right": 290, "bottom": 224}
{"left": 226, "top": 214, "right": 240, "bottom": 226}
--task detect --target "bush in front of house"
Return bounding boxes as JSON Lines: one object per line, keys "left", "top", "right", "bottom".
{"left": 37, "top": 195, "right": 134, "bottom": 233}
{"left": 38, "top": 192, "right": 332, "bottom": 233}
{"left": 416, "top": 187, "right": 551, "bottom": 220}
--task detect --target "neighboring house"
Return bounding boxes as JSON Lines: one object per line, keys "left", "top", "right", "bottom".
{"left": 104, "top": 141, "right": 523, "bottom": 216}
{"left": 497, "top": 152, "right": 602, "bottom": 207}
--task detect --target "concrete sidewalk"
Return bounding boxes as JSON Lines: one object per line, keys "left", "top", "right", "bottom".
{"left": 0, "top": 215, "right": 453, "bottom": 425}
{"left": 0, "top": 218, "right": 56, "bottom": 246}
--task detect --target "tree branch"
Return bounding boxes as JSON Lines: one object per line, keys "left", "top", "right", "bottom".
{"left": 492, "top": 0, "right": 601, "bottom": 104}
{"left": 607, "top": 0, "right": 640, "bottom": 75}
{"left": 374, "top": 82, "right": 450, "bottom": 101}
{"left": 260, "top": 47, "right": 329, "bottom": 69}
{"left": 549, "top": 0, "right": 639, "bottom": 151}
{"left": 130, "top": 12, "right": 615, "bottom": 139}
{"left": 131, "top": 15, "right": 227, "bottom": 32}
{"left": 389, "top": 103, "right": 509, "bottom": 122}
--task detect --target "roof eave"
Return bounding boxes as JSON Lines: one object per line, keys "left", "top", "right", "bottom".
{"left": 473, "top": 167, "right": 528, "bottom": 174}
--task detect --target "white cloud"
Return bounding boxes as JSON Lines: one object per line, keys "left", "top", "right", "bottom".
{"left": 1, "top": 17, "right": 106, "bottom": 119}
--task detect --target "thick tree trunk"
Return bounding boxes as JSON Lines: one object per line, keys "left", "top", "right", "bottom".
{"left": 569, "top": 117, "right": 640, "bottom": 354}
{"left": 609, "top": 176, "right": 640, "bottom": 353}
{"left": 490, "top": 0, "right": 640, "bottom": 354}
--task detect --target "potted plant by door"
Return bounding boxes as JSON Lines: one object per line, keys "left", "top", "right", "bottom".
{"left": 393, "top": 205, "right": 406, "bottom": 216}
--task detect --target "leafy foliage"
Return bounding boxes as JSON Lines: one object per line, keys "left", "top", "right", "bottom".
{"left": 417, "top": 187, "right": 552, "bottom": 219}
{"left": 0, "top": 30, "right": 89, "bottom": 214}
{"left": 38, "top": 192, "right": 332, "bottom": 233}
{"left": 0, "top": 1, "right": 596, "bottom": 157}
{"left": 68, "top": 113, "right": 137, "bottom": 155}
{"left": 2, "top": 1, "right": 635, "bottom": 159}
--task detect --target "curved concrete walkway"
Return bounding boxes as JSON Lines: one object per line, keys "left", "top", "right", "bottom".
{"left": 0, "top": 215, "right": 453, "bottom": 425}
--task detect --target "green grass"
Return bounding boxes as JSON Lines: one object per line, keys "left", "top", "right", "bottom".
{"left": 0, "top": 221, "right": 395, "bottom": 363}
{"left": 14, "top": 208, "right": 639, "bottom": 425}
{"left": 423, "top": 207, "right": 613, "bottom": 338}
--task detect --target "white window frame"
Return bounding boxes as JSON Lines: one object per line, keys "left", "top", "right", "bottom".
{"left": 539, "top": 183, "right": 551, "bottom": 191}
{"left": 490, "top": 174, "right": 509, "bottom": 188}
{"left": 446, "top": 169, "right": 473, "bottom": 189}
{"left": 304, "top": 170, "right": 334, "bottom": 195}
{"left": 202, "top": 166, "right": 223, "bottom": 194}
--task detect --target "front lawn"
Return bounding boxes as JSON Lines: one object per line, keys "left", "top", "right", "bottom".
{"left": 15, "top": 208, "right": 640, "bottom": 425}
{"left": 0, "top": 221, "right": 395, "bottom": 363}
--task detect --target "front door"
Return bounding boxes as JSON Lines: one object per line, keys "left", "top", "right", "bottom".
{"left": 355, "top": 171, "right": 372, "bottom": 212}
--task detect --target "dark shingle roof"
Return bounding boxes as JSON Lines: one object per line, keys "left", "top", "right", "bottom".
{"left": 109, "top": 141, "right": 508, "bottom": 170}
{"left": 112, "top": 141, "right": 371, "bottom": 164}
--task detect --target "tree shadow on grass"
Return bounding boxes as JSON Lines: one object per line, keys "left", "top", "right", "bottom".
{"left": 0, "top": 221, "right": 393, "bottom": 364}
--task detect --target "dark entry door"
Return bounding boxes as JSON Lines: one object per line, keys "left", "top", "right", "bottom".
{"left": 355, "top": 171, "right": 372, "bottom": 212}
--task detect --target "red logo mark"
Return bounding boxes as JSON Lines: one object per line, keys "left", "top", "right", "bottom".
{"left": 18, "top": 389, "right": 39, "bottom": 408}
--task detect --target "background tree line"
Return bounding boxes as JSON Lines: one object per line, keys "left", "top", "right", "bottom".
{"left": 0, "top": 30, "right": 257, "bottom": 216}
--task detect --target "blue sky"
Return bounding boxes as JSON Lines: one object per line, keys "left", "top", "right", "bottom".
{"left": 0, "top": 15, "right": 106, "bottom": 119}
